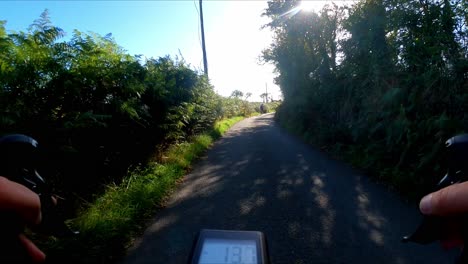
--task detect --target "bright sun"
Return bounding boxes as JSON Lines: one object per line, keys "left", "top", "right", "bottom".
{"left": 299, "top": 1, "right": 321, "bottom": 12}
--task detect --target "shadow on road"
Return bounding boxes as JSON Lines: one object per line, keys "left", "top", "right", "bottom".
{"left": 125, "top": 114, "right": 456, "bottom": 264}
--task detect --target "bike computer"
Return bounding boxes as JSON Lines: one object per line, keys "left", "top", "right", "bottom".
{"left": 189, "top": 229, "right": 269, "bottom": 264}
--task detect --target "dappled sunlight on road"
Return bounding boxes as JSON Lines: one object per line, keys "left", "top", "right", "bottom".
{"left": 147, "top": 213, "right": 179, "bottom": 234}
{"left": 238, "top": 194, "right": 266, "bottom": 215}
{"left": 355, "top": 180, "right": 387, "bottom": 246}
{"left": 310, "top": 174, "right": 336, "bottom": 247}
{"left": 276, "top": 189, "right": 293, "bottom": 199}
{"left": 253, "top": 178, "right": 266, "bottom": 185}
{"left": 287, "top": 221, "right": 302, "bottom": 237}
{"left": 128, "top": 212, "right": 181, "bottom": 256}
{"left": 173, "top": 167, "right": 222, "bottom": 200}
{"left": 125, "top": 114, "right": 456, "bottom": 264}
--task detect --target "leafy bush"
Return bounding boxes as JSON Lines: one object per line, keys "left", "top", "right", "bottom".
{"left": 0, "top": 11, "right": 226, "bottom": 211}
{"left": 0, "top": 10, "right": 279, "bottom": 213}
{"left": 38, "top": 116, "right": 243, "bottom": 263}
{"left": 264, "top": 0, "right": 468, "bottom": 199}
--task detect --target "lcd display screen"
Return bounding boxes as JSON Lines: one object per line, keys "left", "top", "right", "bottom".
{"left": 198, "top": 238, "right": 257, "bottom": 264}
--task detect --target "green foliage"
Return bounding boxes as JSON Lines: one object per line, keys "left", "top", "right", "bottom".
{"left": 230, "top": 89, "right": 244, "bottom": 98}
{"left": 263, "top": 101, "right": 281, "bottom": 113}
{"left": 0, "top": 9, "right": 274, "bottom": 199}
{"left": 0, "top": 11, "right": 272, "bottom": 261}
{"left": 38, "top": 116, "right": 243, "bottom": 263}
{"left": 218, "top": 91, "right": 274, "bottom": 118}
{"left": 165, "top": 134, "right": 213, "bottom": 168}
{"left": 211, "top": 116, "right": 244, "bottom": 138}
{"left": 0, "top": 11, "right": 229, "bottom": 201}
{"left": 264, "top": 0, "right": 468, "bottom": 199}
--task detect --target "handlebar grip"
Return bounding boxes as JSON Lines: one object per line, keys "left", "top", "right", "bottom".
{"left": 402, "top": 215, "right": 444, "bottom": 244}
{"left": 403, "top": 134, "right": 468, "bottom": 262}
{"left": 0, "top": 134, "right": 78, "bottom": 260}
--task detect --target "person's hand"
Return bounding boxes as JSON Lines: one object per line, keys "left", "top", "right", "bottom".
{"left": 420, "top": 181, "right": 468, "bottom": 249}
{"left": 0, "top": 176, "right": 45, "bottom": 263}
{"left": 420, "top": 181, "right": 468, "bottom": 216}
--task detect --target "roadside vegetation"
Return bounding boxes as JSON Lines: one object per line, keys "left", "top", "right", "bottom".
{"left": 0, "top": 11, "right": 280, "bottom": 262}
{"left": 263, "top": 0, "right": 467, "bottom": 200}
{"left": 40, "top": 117, "right": 244, "bottom": 262}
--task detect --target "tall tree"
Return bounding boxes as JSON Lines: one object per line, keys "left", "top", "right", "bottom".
{"left": 263, "top": 0, "right": 468, "bottom": 196}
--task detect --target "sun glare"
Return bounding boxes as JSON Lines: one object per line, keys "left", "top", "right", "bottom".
{"left": 299, "top": 1, "right": 320, "bottom": 12}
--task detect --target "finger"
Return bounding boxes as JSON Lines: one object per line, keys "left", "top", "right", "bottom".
{"left": 420, "top": 182, "right": 468, "bottom": 216}
{"left": 18, "top": 234, "right": 46, "bottom": 263}
{"left": 0, "top": 177, "right": 41, "bottom": 225}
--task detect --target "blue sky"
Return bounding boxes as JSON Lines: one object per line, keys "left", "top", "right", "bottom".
{"left": 0, "top": 1, "right": 334, "bottom": 101}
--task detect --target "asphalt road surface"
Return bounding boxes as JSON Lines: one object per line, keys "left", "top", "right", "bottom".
{"left": 124, "top": 114, "right": 457, "bottom": 264}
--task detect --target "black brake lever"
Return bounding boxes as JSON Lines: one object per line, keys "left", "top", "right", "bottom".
{"left": 402, "top": 134, "right": 468, "bottom": 263}
{"left": 0, "top": 134, "right": 78, "bottom": 261}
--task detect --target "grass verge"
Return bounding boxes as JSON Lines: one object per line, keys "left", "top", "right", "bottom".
{"left": 210, "top": 116, "right": 244, "bottom": 138}
{"left": 40, "top": 116, "right": 245, "bottom": 263}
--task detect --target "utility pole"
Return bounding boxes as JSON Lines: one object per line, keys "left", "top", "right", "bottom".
{"left": 199, "top": 0, "right": 208, "bottom": 77}
{"left": 265, "top": 83, "right": 268, "bottom": 103}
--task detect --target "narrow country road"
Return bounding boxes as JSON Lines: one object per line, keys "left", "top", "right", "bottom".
{"left": 124, "top": 114, "right": 457, "bottom": 264}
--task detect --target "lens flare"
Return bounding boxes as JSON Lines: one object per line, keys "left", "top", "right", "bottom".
{"left": 280, "top": 1, "right": 324, "bottom": 19}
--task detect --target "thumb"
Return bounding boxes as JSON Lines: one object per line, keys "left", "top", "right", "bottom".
{"left": 420, "top": 181, "right": 468, "bottom": 216}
